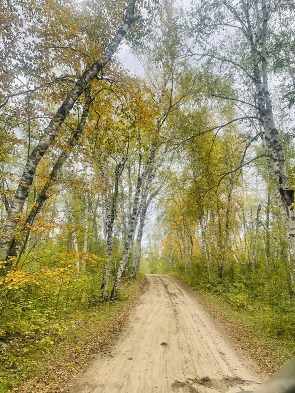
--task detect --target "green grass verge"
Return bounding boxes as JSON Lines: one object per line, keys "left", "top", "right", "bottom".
{"left": 172, "top": 274, "right": 295, "bottom": 374}
{"left": 196, "top": 290, "right": 295, "bottom": 372}
{"left": 0, "top": 276, "right": 146, "bottom": 393}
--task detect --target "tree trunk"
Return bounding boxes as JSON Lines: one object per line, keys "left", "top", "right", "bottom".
{"left": 89, "top": 194, "right": 100, "bottom": 245}
{"left": 252, "top": 203, "right": 261, "bottom": 271}
{"left": 0, "top": 0, "right": 137, "bottom": 273}
{"left": 110, "top": 172, "right": 143, "bottom": 299}
{"left": 82, "top": 194, "right": 89, "bottom": 272}
{"left": 200, "top": 215, "right": 211, "bottom": 280}
{"left": 132, "top": 182, "right": 163, "bottom": 278}
{"left": 2, "top": 91, "right": 91, "bottom": 273}
{"left": 132, "top": 203, "right": 147, "bottom": 278}
{"left": 247, "top": 0, "right": 295, "bottom": 273}
{"left": 72, "top": 227, "right": 80, "bottom": 272}
{"left": 101, "top": 156, "right": 127, "bottom": 299}
{"left": 66, "top": 200, "right": 81, "bottom": 272}
{"left": 110, "top": 144, "right": 157, "bottom": 299}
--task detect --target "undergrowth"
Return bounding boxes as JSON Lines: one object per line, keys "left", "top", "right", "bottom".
{"left": 0, "top": 274, "right": 145, "bottom": 393}
{"left": 175, "top": 270, "right": 295, "bottom": 372}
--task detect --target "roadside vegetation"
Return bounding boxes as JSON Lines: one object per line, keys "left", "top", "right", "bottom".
{"left": 177, "top": 271, "right": 295, "bottom": 374}
{"left": 1, "top": 0, "right": 295, "bottom": 390}
{"left": 148, "top": 245, "right": 295, "bottom": 373}
{"left": 149, "top": 147, "right": 295, "bottom": 371}
{"left": 0, "top": 271, "right": 145, "bottom": 392}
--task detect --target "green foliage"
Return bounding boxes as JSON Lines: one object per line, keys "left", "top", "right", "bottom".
{"left": 1, "top": 0, "right": 295, "bottom": 386}
{"left": 0, "top": 244, "right": 143, "bottom": 391}
{"left": 168, "top": 251, "right": 295, "bottom": 345}
{"left": 0, "top": 240, "right": 107, "bottom": 390}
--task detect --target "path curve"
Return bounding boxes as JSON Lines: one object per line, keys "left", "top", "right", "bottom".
{"left": 68, "top": 274, "right": 262, "bottom": 393}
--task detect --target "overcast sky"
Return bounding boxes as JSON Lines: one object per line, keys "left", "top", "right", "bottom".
{"left": 117, "top": 43, "right": 145, "bottom": 76}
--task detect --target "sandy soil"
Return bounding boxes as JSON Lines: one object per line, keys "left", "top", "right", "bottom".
{"left": 67, "top": 275, "right": 263, "bottom": 393}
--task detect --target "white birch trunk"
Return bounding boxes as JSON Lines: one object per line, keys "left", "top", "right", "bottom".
{"left": 111, "top": 145, "right": 157, "bottom": 299}
{"left": 236, "top": 0, "right": 295, "bottom": 274}
{"left": 257, "top": 2, "right": 295, "bottom": 271}
{"left": 101, "top": 157, "right": 127, "bottom": 299}
{"left": 200, "top": 216, "right": 211, "bottom": 280}
{"left": 110, "top": 173, "right": 143, "bottom": 299}
{"left": 1, "top": 91, "right": 91, "bottom": 274}
{"left": 0, "top": 0, "right": 137, "bottom": 272}
{"left": 132, "top": 205, "right": 147, "bottom": 278}
{"left": 82, "top": 195, "right": 89, "bottom": 272}
{"left": 72, "top": 228, "right": 80, "bottom": 272}
{"left": 252, "top": 203, "right": 261, "bottom": 271}
{"left": 66, "top": 201, "right": 81, "bottom": 272}
{"left": 132, "top": 182, "right": 163, "bottom": 278}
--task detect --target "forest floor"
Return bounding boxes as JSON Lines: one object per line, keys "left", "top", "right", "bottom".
{"left": 66, "top": 274, "right": 265, "bottom": 393}
{"left": 6, "top": 277, "right": 146, "bottom": 393}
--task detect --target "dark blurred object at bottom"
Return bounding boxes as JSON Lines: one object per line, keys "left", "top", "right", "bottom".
{"left": 238, "top": 358, "right": 295, "bottom": 393}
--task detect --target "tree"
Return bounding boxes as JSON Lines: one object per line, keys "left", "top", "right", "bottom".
{"left": 159, "top": 124, "right": 244, "bottom": 281}
{"left": 0, "top": 0, "right": 138, "bottom": 276}
{"left": 189, "top": 0, "right": 295, "bottom": 269}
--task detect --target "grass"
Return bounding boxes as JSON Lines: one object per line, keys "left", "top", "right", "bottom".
{"left": 0, "top": 276, "right": 146, "bottom": 393}
{"left": 2, "top": 270, "right": 294, "bottom": 391}
{"left": 174, "top": 275, "right": 295, "bottom": 374}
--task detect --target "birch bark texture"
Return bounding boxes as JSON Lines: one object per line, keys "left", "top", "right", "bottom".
{"left": 132, "top": 187, "right": 161, "bottom": 278}
{"left": 190, "top": 0, "right": 295, "bottom": 271}
{"left": 15, "top": 90, "right": 92, "bottom": 266}
{"left": 110, "top": 144, "right": 158, "bottom": 299}
{"left": 0, "top": 0, "right": 137, "bottom": 272}
{"left": 239, "top": 0, "right": 295, "bottom": 269}
{"left": 101, "top": 155, "right": 128, "bottom": 299}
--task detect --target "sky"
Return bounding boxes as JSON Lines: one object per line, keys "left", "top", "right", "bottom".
{"left": 117, "top": 43, "right": 145, "bottom": 76}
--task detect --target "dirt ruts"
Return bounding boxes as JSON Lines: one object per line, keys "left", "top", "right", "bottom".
{"left": 67, "top": 275, "right": 263, "bottom": 393}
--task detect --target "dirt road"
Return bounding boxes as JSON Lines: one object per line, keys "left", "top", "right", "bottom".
{"left": 68, "top": 275, "right": 262, "bottom": 393}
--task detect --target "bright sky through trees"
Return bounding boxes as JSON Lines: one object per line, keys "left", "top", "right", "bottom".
{"left": 1, "top": 1, "right": 295, "bottom": 389}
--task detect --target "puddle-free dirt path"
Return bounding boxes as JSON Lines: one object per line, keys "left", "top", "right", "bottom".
{"left": 68, "top": 275, "right": 262, "bottom": 393}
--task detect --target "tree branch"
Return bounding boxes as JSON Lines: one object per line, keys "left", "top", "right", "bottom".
{"left": 1, "top": 0, "right": 138, "bottom": 265}
{"left": 171, "top": 116, "right": 258, "bottom": 147}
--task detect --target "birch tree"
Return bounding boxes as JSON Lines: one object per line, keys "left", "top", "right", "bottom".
{"left": 0, "top": 0, "right": 138, "bottom": 275}
{"left": 110, "top": 137, "right": 159, "bottom": 298}
{"left": 132, "top": 182, "right": 164, "bottom": 278}
{"left": 189, "top": 0, "right": 295, "bottom": 269}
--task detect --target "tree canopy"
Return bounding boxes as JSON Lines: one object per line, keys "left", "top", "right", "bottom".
{"left": 1, "top": 0, "right": 295, "bottom": 388}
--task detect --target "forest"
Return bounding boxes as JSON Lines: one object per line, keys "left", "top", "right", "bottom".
{"left": 1, "top": 0, "right": 295, "bottom": 391}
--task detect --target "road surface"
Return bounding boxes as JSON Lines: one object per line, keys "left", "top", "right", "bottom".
{"left": 68, "top": 275, "right": 262, "bottom": 393}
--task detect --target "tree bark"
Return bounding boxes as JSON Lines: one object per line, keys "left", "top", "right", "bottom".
{"left": 132, "top": 183, "right": 163, "bottom": 278}
{"left": 111, "top": 144, "right": 157, "bottom": 299}
{"left": 253, "top": 203, "right": 261, "bottom": 271}
{"left": 132, "top": 206, "right": 147, "bottom": 278}
{"left": 110, "top": 169, "right": 143, "bottom": 299}
{"left": 223, "top": 0, "right": 295, "bottom": 274}
{"left": 0, "top": 0, "right": 137, "bottom": 271}
{"left": 101, "top": 156, "right": 128, "bottom": 299}
{"left": 3, "top": 90, "right": 91, "bottom": 273}
{"left": 252, "top": 1, "right": 295, "bottom": 271}
{"left": 200, "top": 215, "right": 211, "bottom": 280}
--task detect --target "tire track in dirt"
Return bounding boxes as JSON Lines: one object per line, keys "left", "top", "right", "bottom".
{"left": 67, "top": 275, "right": 262, "bottom": 393}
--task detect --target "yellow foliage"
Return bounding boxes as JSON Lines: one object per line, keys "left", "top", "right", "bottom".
{"left": 3, "top": 270, "right": 38, "bottom": 290}
{"left": 1, "top": 263, "right": 86, "bottom": 291}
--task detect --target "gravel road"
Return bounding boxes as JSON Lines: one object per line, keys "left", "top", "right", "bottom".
{"left": 68, "top": 274, "right": 262, "bottom": 393}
